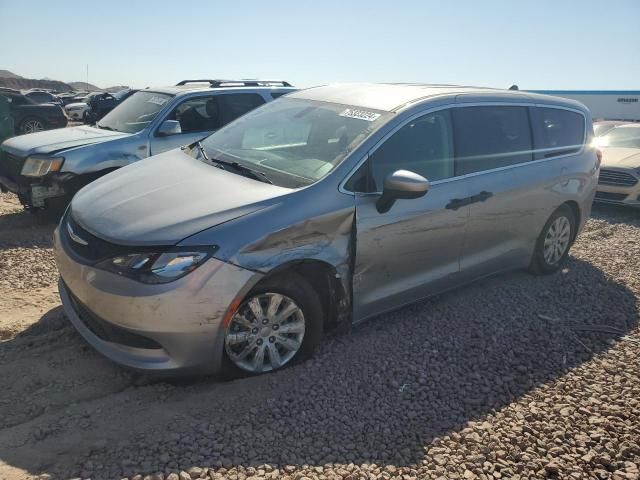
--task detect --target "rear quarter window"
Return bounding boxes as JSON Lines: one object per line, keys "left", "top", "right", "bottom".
{"left": 533, "top": 107, "right": 585, "bottom": 159}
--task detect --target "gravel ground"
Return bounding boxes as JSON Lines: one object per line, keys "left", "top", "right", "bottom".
{"left": 0, "top": 192, "right": 638, "bottom": 480}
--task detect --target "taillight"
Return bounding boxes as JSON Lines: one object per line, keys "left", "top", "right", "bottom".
{"left": 596, "top": 149, "right": 602, "bottom": 169}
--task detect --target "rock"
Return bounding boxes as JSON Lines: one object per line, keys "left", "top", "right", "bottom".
{"left": 544, "top": 463, "right": 561, "bottom": 476}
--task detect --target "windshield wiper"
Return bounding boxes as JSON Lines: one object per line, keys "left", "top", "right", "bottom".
{"left": 215, "top": 158, "right": 273, "bottom": 185}
{"left": 194, "top": 142, "right": 272, "bottom": 184}
{"left": 195, "top": 141, "right": 210, "bottom": 162}
{"left": 96, "top": 124, "right": 115, "bottom": 131}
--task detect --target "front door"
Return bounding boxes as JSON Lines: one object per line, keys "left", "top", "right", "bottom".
{"left": 350, "top": 108, "right": 469, "bottom": 321}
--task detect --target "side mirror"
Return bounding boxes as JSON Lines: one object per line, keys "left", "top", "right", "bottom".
{"left": 376, "top": 169, "right": 429, "bottom": 213}
{"left": 157, "top": 120, "right": 182, "bottom": 136}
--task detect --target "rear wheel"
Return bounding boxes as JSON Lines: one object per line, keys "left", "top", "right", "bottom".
{"left": 529, "top": 204, "right": 576, "bottom": 274}
{"left": 223, "top": 273, "right": 323, "bottom": 376}
{"left": 19, "top": 117, "right": 46, "bottom": 135}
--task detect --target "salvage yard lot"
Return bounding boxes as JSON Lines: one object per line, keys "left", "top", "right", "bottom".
{"left": 0, "top": 191, "right": 638, "bottom": 480}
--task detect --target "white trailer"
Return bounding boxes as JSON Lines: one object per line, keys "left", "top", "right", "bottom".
{"left": 528, "top": 90, "right": 640, "bottom": 121}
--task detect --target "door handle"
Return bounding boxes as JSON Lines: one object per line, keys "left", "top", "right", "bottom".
{"left": 446, "top": 197, "right": 470, "bottom": 210}
{"left": 446, "top": 191, "right": 493, "bottom": 210}
{"left": 473, "top": 190, "right": 493, "bottom": 202}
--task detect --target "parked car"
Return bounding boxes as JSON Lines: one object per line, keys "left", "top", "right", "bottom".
{"left": 0, "top": 88, "right": 67, "bottom": 135}
{"left": 594, "top": 123, "right": 640, "bottom": 207}
{"left": 83, "top": 89, "right": 137, "bottom": 124}
{"left": 53, "top": 83, "right": 597, "bottom": 376}
{"left": 0, "top": 79, "right": 295, "bottom": 211}
{"left": 64, "top": 92, "right": 98, "bottom": 120}
{"left": 594, "top": 120, "right": 630, "bottom": 137}
{"left": 0, "top": 95, "right": 14, "bottom": 145}
{"left": 24, "top": 90, "right": 64, "bottom": 106}
{"left": 58, "top": 91, "right": 84, "bottom": 106}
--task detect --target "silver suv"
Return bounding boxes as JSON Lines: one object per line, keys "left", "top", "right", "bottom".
{"left": 0, "top": 79, "right": 295, "bottom": 211}
{"left": 54, "top": 83, "right": 598, "bottom": 376}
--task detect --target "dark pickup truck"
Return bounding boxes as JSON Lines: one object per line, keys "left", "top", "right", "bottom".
{"left": 84, "top": 89, "right": 137, "bottom": 124}
{"left": 0, "top": 89, "right": 68, "bottom": 135}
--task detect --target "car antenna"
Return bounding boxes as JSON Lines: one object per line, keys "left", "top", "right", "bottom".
{"left": 508, "top": 84, "right": 519, "bottom": 90}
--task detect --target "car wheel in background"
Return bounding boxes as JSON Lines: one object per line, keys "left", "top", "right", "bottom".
{"left": 529, "top": 204, "right": 576, "bottom": 275}
{"left": 19, "top": 117, "right": 46, "bottom": 135}
{"left": 223, "top": 273, "right": 323, "bottom": 377}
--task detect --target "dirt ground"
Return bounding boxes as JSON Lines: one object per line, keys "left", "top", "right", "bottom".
{"left": 0, "top": 191, "right": 639, "bottom": 480}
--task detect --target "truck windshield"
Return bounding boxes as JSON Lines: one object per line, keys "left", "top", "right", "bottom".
{"left": 198, "top": 97, "right": 390, "bottom": 188}
{"left": 97, "top": 91, "right": 172, "bottom": 134}
{"left": 598, "top": 126, "right": 640, "bottom": 148}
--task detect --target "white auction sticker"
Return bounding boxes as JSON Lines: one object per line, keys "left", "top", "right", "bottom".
{"left": 147, "top": 96, "right": 168, "bottom": 106}
{"left": 340, "top": 108, "right": 381, "bottom": 122}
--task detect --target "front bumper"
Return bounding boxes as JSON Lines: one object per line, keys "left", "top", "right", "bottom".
{"left": 0, "top": 150, "right": 72, "bottom": 207}
{"left": 54, "top": 227, "right": 262, "bottom": 373}
{"left": 596, "top": 167, "right": 640, "bottom": 208}
{"left": 0, "top": 173, "right": 67, "bottom": 208}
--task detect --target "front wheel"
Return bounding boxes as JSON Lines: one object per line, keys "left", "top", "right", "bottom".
{"left": 529, "top": 204, "right": 576, "bottom": 274}
{"left": 223, "top": 274, "right": 323, "bottom": 376}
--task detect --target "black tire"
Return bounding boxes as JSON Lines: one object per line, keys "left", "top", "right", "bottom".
{"left": 222, "top": 272, "right": 323, "bottom": 378}
{"left": 18, "top": 117, "right": 47, "bottom": 135}
{"left": 529, "top": 204, "right": 576, "bottom": 275}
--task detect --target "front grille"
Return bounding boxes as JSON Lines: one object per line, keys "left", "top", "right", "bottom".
{"left": 62, "top": 209, "right": 138, "bottom": 264}
{"left": 0, "top": 152, "right": 26, "bottom": 183}
{"left": 595, "top": 191, "right": 629, "bottom": 202}
{"left": 598, "top": 169, "right": 638, "bottom": 187}
{"left": 67, "top": 286, "right": 162, "bottom": 350}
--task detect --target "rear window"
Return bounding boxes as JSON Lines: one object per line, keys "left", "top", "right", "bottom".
{"left": 453, "top": 106, "right": 533, "bottom": 175}
{"left": 533, "top": 107, "right": 585, "bottom": 159}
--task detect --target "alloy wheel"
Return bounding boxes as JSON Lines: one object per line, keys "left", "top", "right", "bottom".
{"left": 225, "top": 292, "right": 305, "bottom": 373}
{"left": 543, "top": 216, "right": 571, "bottom": 265}
{"left": 22, "top": 119, "right": 44, "bottom": 134}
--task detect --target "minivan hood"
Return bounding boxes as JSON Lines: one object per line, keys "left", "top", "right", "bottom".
{"left": 1, "top": 125, "right": 128, "bottom": 157}
{"left": 71, "top": 148, "right": 291, "bottom": 246}
{"left": 600, "top": 147, "right": 640, "bottom": 169}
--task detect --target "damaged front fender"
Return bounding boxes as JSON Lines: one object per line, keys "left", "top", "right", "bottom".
{"left": 180, "top": 190, "right": 358, "bottom": 327}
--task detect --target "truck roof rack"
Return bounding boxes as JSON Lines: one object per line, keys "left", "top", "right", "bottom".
{"left": 175, "top": 79, "right": 293, "bottom": 88}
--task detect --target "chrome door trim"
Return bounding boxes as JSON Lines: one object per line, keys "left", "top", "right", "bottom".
{"left": 339, "top": 102, "right": 589, "bottom": 196}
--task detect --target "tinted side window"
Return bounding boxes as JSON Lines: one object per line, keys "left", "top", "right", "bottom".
{"left": 217, "top": 93, "right": 266, "bottom": 126}
{"left": 453, "top": 106, "right": 533, "bottom": 175}
{"left": 533, "top": 107, "right": 585, "bottom": 159}
{"left": 363, "top": 109, "right": 454, "bottom": 192}
{"left": 270, "top": 92, "right": 289, "bottom": 99}
{"left": 171, "top": 97, "right": 221, "bottom": 133}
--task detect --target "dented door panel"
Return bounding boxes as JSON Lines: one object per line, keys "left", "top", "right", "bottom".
{"left": 352, "top": 181, "right": 469, "bottom": 322}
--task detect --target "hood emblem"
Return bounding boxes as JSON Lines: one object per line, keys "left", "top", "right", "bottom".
{"left": 67, "top": 222, "right": 88, "bottom": 246}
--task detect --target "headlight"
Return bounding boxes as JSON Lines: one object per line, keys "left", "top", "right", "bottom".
{"left": 21, "top": 156, "right": 64, "bottom": 177}
{"left": 95, "top": 249, "right": 215, "bottom": 284}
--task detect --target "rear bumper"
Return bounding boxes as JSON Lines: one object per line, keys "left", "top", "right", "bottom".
{"left": 54, "top": 227, "right": 262, "bottom": 373}
{"left": 47, "top": 117, "right": 68, "bottom": 129}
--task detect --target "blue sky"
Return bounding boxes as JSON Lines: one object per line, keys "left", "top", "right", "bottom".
{"left": 1, "top": 0, "right": 638, "bottom": 90}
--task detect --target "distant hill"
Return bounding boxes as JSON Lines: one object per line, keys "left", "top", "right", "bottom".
{"left": 0, "top": 70, "right": 21, "bottom": 79}
{"left": 0, "top": 69, "right": 129, "bottom": 93}
{"left": 68, "top": 81, "right": 102, "bottom": 91}
{"left": 0, "top": 69, "right": 73, "bottom": 92}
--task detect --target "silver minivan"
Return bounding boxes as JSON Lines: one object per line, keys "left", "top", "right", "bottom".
{"left": 53, "top": 83, "right": 598, "bottom": 376}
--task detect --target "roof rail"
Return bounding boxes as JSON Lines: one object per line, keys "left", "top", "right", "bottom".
{"left": 175, "top": 79, "right": 293, "bottom": 88}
